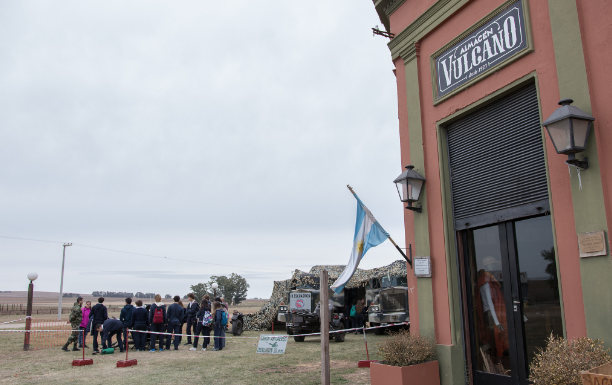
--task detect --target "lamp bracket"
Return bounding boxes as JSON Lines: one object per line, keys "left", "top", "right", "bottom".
{"left": 406, "top": 203, "right": 422, "bottom": 213}
{"left": 566, "top": 157, "right": 589, "bottom": 170}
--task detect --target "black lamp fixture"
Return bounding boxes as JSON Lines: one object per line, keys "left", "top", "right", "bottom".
{"left": 394, "top": 165, "right": 426, "bottom": 213}
{"left": 542, "top": 98, "right": 595, "bottom": 170}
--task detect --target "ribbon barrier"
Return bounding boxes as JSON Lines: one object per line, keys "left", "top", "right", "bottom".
{"left": 0, "top": 321, "right": 409, "bottom": 340}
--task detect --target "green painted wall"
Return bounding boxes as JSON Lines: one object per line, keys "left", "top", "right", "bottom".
{"left": 548, "top": 0, "right": 612, "bottom": 348}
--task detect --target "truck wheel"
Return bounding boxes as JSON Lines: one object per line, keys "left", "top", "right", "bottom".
{"left": 232, "top": 319, "right": 243, "bottom": 336}
{"left": 334, "top": 322, "right": 346, "bottom": 342}
{"left": 286, "top": 328, "right": 293, "bottom": 335}
{"left": 293, "top": 336, "right": 305, "bottom": 342}
{"left": 374, "top": 324, "right": 385, "bottom": 335}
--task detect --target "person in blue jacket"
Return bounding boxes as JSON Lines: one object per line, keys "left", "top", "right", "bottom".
{"left": 165, "top": 296, "right": 185, "bottom": 351}
{"left": 212, "top": 301, "right": 226, "bottom": 351}
{"left": 130, "top": 299, "right": 149, "bottom": 351}
{"left": 96, "top": 318, "right": 124, "bottom": 352}
{"left": 119, "top": 297, "right": 134, "bottom": 346}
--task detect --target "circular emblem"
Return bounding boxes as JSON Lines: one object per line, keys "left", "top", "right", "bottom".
{"left": 296, "top": 299, "right": 304, "bottom": 308}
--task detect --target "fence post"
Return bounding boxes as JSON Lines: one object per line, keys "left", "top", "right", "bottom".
{"left": 320, "top": 269, "right": 330, "bottom": 385}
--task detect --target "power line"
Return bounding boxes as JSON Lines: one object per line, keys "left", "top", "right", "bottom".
{"left": 0, "top": 235, "right": 311, "bottom": 273}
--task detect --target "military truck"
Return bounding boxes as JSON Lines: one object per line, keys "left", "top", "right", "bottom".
{"left": 277, "top": 288, "right": 346, "bottom": 342}
{"left": 366, "top": 275, "right": 410, "bottom": 334}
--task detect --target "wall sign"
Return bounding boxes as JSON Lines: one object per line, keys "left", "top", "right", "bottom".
{"left": 289, "top": 292, "right": 311, "bottom": 312}
{"left": 578, "top": 231, "right": 607, "bottom": 258}
{"left": 434, "top": 0, "right": 528, "bottom": 100}
{"left": 414, "top": 256, "right": 432, "bottom": 278}
{"left": 256, "top": 335, "right": 288, "bottom": 354}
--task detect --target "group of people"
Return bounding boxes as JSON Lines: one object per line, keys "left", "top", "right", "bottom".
{"left": 347, "top": 299, "right": 367, "bottom": 333}
{"left": 62, "top": 293, "right": 230, "bottom": 354}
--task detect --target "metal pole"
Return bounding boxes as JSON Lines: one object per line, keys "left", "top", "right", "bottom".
{"left": 320, "top": 269, "right": 330, "bottom": 385}
{"left": 58, "top": 243, "right": 72, "bottom": 320}
{"left": 23, "top": 280, "right": 34, "bottom": 351}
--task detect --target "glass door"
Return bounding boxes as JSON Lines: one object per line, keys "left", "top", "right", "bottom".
{"left": 461, "top": 215, "right": 563, "bottom": 385}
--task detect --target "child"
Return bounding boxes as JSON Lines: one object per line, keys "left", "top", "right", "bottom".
{"left": 148, "top": 294, "right": 166, "bottom": 352}
{"left": 130, "top": 300, "right": 149, "bottom": 351}
{"left": 78, "top": 301, "right": 92, "bottom": 348}
{"left": 212, "top": 301, "right": 226, "bottom": 351}
{"left": 190, "top": 296, "right": 211, "bottom": 351}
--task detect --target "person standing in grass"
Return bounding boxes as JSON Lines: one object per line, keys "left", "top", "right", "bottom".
{"left": 355, "top": 299, "right": 364, "bottom": 332}
{"left": 78, "top": 300, "right": 91, "bottom": 348}
{"left": 89, "top": 297, "right": 108, "bottom": 354}
{"left": 130, "top": 300, "right": 149, "bottom": 351}
{"left": 190, "top": 295, "right": 212, "bottom": 351}
{"left": 349, "top": 300, "right": 357, "bottom": 333}
{"left": 212, "top": 301, "right": 226, "bottom": 351}
{"left": 165, "top": 296, "right": 184, "bottom": 351}
{"left": 148, "top": 294, "right": 167, "bottom": 352}
{"left": 62, "top": 296, "right": 83, "bottom": 352}
{"left": 184, "top": 293, "right": 199, "bottom": 346}
{"left": 119, "top": 297, "right": 134, "bottom": 347}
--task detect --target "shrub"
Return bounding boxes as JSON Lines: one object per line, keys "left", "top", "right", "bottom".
{"left": 530, "top": 334, "right": 611, "bottom": 384}
{"left": 377, "top": 329, "right": 436, "bottom": 367}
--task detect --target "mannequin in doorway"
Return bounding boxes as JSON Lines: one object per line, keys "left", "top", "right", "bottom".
{"left": 475, "top": 256, "right": 509, "bottom": 368}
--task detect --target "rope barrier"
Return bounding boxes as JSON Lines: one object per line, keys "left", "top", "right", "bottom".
{"left": 0, "top": 322, "right": 409, "bottom": 339}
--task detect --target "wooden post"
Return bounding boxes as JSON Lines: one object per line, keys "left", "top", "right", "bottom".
{"left": 320, "top": 269, "right": 330, "bottom": 385}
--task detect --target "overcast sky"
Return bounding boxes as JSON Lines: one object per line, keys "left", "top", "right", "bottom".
{"left": 0, "top": 1, "right": 405, "bottom": 299}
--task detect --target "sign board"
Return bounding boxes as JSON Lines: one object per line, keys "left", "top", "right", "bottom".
{"left": 256, "top": 335, "right": 288, "bottom": 354}
{"left": 414, "top": 256, "right": 432, "bottom": 278}
{"left": 578, "top": 231, "right": 607, "bottom": 258}
{"left": 289, "top": 292, "right": 311, "bottom": 312}
{"left": 434, "top": 0, "right": 528, "bottom": 100}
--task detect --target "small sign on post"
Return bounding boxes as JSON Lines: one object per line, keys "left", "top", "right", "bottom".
{"left": 414, "top": 256, "right": 432, "bottom": 278}
{"left": 578, "top": 230, "right": 607, "bottom": 258}
{"left": 256, "top": 335, "right": 288, "bottom": 354}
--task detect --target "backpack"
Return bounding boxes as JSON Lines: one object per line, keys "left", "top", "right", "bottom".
{"left": 221, "top": 310, "right": 228, "bottom": 327}
{"left": 350, "top": 306, "right": 356, "bottom": 317}
{"left": 153, "top": 306, "right": 164, "bottom": 324}
{"left": 202, "top": 311, "right": 212, "bottom": 327}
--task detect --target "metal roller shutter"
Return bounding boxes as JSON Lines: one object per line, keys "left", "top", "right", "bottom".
{"left": 447, "top": 84, "right": 549, "bottom": 230}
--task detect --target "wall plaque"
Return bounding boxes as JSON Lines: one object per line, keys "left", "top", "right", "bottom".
{"left": 414, "top": 256, "right": 432, "bottom": 278}
{"left": 578, "top": 231, "right": 607, "bottom": 258}
{"left": 433, "top": 0, "right": 529, "bottom": 101}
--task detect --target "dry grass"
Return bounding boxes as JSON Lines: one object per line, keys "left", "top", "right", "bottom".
{"left": 0, "top": 323, "right": 390, "bottom": 384}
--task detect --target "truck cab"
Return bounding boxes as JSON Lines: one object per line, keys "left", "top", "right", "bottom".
{"left": 366, "top": 276, "right": 410, "bottom": 334}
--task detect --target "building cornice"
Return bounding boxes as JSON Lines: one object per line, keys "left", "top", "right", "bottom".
{"left": 387, "top": 0, "right": 470, "bottom": 62}
{"left": 384, "top": 0, "right": 408, "bottom": 17}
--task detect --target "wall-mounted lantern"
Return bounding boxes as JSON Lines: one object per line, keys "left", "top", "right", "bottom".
{"left": 394, "top": 165, "right": 426, "bottom": 213}
{"left": 542, "top": 98, "right": 595, "bottom": 170}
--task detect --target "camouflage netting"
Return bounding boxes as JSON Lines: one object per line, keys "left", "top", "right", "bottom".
{"left": 242, "top": 260, "right": 407, "bottom": 330}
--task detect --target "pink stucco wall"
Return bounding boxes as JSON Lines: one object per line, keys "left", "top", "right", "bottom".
{"left": 389, "top": 0, "right": 438, "bottom": 36}
{"left": 393, "top": 0, "right": 590, "bottom": 344}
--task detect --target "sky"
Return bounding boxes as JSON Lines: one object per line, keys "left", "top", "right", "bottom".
{"left": 0, "top": 1, "right": 405, "bottom": 299}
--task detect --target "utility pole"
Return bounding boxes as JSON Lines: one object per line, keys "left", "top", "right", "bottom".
{"left": 320, "top": 269, "right": 330, "bottom": 385}
{"left": 58, "top": 243, "right": 72, "bottom": 320}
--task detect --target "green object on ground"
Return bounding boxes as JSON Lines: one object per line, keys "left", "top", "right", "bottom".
{"left": 101, "top": 348, "right": 114, "bottom": 355}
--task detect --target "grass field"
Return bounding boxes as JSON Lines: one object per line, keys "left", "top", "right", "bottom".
{"left": 0, "top": 324, "right": 389, "bottom": 384}
{"left": 0, "top": 300, "right": 394, "bottom": 384}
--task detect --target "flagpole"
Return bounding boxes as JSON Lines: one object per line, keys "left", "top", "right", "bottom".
{"left": 347, "top": 185, "right": 413, "bottom": 268}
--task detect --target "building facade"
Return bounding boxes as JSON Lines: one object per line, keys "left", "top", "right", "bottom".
{"left": 370, "top": 0, "right": 612, "bottom": 384}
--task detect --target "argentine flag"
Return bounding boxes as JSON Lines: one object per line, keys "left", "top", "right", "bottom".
{"left": 331, "top": 192, "right": 390, "bottom": 294}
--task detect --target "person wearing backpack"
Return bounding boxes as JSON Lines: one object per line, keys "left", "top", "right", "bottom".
{"left": 130, "top": 300, "right": 149, "bottom": 351}
{"left": 165, "top": 296, "right": 185, "bottom": 351}
{"left": 190, "top": 296, "right": 211, "bottom": 351}
{"left": 119, "top": 297, "right": 134, "bottom": 346}
{"left": 183, "top": 293, "right": 199, "bottom": 346}
{"left": 89, "top": 297, "right": 108, "bottom": 354}
{"left": 148, "top": 294, "right": 167, "bottom": 352}
{"left": 212, "top": 300, "right": 226, "bottom": 351}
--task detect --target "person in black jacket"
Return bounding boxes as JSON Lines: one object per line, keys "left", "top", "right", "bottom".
{"left": 184, "top": 293, "right": 199, "bottom": 345}
{"left": 130, "top": 300, "right": 149, "bottom": 351}
{"left": 190, "top": 296, "right": 211, "bottom": 351}
{"left": 96, "top": 318, "right": 124, "bottom": 352}
{"left": 148, "top": 294, "right": 166, "bottom": 352}
{"left": 165, "top": 295, "right": 185, "bottom": 351}
{"left": 89, "top": 297, "right": 108, "bottom": 353}
{"left": 119, "top": 297, "right": 134, "bottom": 347}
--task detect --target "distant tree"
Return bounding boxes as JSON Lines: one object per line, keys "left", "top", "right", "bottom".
{"left": 164, "top": 294, "right": 172, "bottom": 299}
{"left": 189, "top": 283, "right": 209, "bottom": 303}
